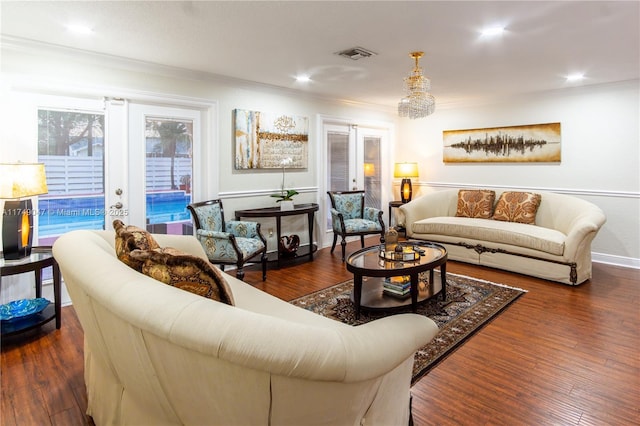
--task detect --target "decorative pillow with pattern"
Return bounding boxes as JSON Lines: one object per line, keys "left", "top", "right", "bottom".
{"left": 455, "top": 189, "right": 496, "bottom": 219}
{"left": 129, "top": 247, "right": 235, "bottom": 305}
{"left": 492, "top": 192, "right": 542, "bottom": 224}
{"left": 113, "top": 220, "right": 160, "bottom": 271}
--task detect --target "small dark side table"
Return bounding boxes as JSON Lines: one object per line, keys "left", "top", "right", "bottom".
{"left": 1, "top": 247, "right": 62, "bottom": 338}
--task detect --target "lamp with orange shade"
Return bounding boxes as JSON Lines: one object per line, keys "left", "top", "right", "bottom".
{"left": 0, "top": 163, "right": 48, "bottom": 260}
{"left": 393, "top": 162, "right": 419, "bottom": 203}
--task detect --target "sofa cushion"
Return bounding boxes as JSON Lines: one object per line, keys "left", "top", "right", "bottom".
{"left": 492, "top": 192, "right": 542, "bottom": 224}
{"left": 130, "top": 247, "right": 235, "bottom": 305}
{"left": 113, "top": 220, "right": 160, "bottom": 271}
{"left": 411, "top": 216, "right": 565, "bottom": 255}
{"left": 455, "top": 189, "right": 496, "bottom": 219}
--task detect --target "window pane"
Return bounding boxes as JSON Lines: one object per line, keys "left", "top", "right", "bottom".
{"left": 37, "top": 110, "right": 105, "bottom": 246}
{"left": 144, "top": 117, "right": 193, "bottom": 235}
{"left": 327, "top": 131, "right": 350, "bottom": 229}
{"left": 363, "top": 136, "right": 381, "bottom": 210}
{"left": 328, "top": 131, "right": 349, "bottom": 191}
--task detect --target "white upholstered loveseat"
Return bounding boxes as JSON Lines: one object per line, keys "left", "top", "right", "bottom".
{"left": 53, "top": 230, "right": 438, "bottom": 425}
{"left": 400, "top": 189, "right": 606, "bottom": 285}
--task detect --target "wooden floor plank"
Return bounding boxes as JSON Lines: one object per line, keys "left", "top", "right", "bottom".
{"left": 2, "top": 237, "right": 638, "bottom": 425}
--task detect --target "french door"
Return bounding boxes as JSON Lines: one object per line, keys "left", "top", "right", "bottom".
{"left": 324, "top": 121, "right": 389, "bottom": 234}
{"left": 36, "top": 95, "right": 203, "bottom": 246}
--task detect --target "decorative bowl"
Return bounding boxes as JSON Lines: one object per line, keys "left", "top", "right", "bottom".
{"left": 0, "top": 298, "right": 50, "bottom": 321}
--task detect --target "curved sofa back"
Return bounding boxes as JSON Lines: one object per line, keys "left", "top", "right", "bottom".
{"left": 405, "top": 188, "right": 606, "bottom": 235}
{"left": 53, "top": 230, "right": 437, "bottom": 425}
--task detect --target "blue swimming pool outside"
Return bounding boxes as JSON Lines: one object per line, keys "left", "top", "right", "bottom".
{"left": 38, "top": 192, "right": 191, "bottom": 238}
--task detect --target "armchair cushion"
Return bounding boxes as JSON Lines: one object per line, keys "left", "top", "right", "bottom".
{"left": 343, "top": 219, "right": 384, "bottom": 233}
{"left": 113, "top": 220, "right": 160, "bottom": 271}
{"left": 331, "top": 193, "right": 363, "bottom": 219}
{"left": 191, "top": 202, "right": 224, "bottom": 232}
{"left": 130, "top": 247, "right": 235, "bottom": 305}
{"left": 226, "top": 220, "right": 260, "bottom": 238}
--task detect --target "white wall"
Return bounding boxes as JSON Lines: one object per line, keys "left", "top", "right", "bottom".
{"left": 395, "top": 80, "right": 640, "bottom": 265}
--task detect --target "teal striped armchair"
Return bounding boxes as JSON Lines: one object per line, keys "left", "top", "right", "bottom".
{"left": 188, "top": 199, "right": 267, "bottom": 280}
{"left": 327, "top": 190, "right": 385, "bottom": 261}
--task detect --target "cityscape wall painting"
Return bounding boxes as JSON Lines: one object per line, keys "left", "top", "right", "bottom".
{"left": 234, "top": 109, "right": 309, "bottom": 169}
{"left": 443, "top": 122, "right": 561, "bottom": 163}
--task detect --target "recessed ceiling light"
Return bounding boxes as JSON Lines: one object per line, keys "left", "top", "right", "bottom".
{"left": 566, "top": 73, "right": 585, "bottom": 82}
{"left": 295, "top": 75, "right": 311, "bottom": 83}
{"left": 480, "top": 26, "right": 506, "bottom": 37}
{"left": 66, "top": 24, "right": 94, "bottom": 35}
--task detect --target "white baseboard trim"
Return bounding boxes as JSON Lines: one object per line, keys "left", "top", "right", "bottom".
{"left": 592, "top": 252, "right": 640, "bottom": 270}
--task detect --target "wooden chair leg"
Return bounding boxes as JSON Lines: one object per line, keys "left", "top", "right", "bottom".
{"left": 330, "top": 234, "right": 338, "bottom": 253}
{"left": 235, "top": 265, "right": 245, "bottom": 280}
{"left": 360, "top": 236, "right": 365, "bottom": 247}
{"left": 341, "top": 237, "right": 347, "bottom": 262}
{"left": 261, "top": 253, "right": 267, "bottom": 281}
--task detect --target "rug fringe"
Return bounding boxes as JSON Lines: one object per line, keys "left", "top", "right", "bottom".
{"left": 443, "top": 272, "right": 529, "bottom": 293}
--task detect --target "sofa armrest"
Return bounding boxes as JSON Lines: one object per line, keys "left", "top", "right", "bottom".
{"left": 400, "top": 190, "right": 457, "bottom": 237}
{"left": 562, "top": 208, "right": 607, "bottom": 260}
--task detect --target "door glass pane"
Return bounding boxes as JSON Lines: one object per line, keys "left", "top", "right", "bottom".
{"left": 363, "top": 136, "right": 381, "bottom": 210}
{"left": 144, "top": 117, "right": 193, "bottom": 235}
{"left": 327, "top": 131, "right": 349, "bottom": 229}
{"left": 328, "top": 131, "right": 349, "bottom": 191}
{"left": 37, "top": 109, "right": 105, "bottom": 246}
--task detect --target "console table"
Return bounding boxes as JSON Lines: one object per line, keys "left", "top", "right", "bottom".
{"left": 235, "top": 203, "right": 319, "bottom": 268}
{"left": 1, "top": 247, "right": 61, "bottom": 338}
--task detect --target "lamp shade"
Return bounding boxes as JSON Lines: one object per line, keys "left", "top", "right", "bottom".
{"left": 393, "top": 162, "right": 419, "bottom": 178}
{"left": 363, "top": 162, "right": 376, "bottom": 177}
{"left": 1, "top": 163, "right": 48, "bottom": 260}
{"left": 0, "top": 163, "right": 48, "bottom": 199}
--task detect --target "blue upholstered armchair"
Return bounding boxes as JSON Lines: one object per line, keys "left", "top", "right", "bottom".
{"left": 327, "top": 190, "right": 385, "bottom": 261}
{"left": 187, "top": 199, "right": 267, "bottom": 280}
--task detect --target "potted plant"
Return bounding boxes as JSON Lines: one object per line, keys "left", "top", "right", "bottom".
{"left": 179, "top": 175, "right": 191, "bottom": 193}
{"left": 271, "top": 157, "right": 298, "bottom": 210}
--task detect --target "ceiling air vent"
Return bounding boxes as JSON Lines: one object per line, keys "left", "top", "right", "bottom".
{"left": 336, "top": 47, "right": 377, "bottom": 60}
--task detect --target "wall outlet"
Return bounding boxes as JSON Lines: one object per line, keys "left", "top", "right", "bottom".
{"left": 268, "top": 228, "right": 274, "bottom": 237}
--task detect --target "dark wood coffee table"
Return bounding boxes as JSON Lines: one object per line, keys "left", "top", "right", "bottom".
{"left": 346, "top": 241, "right": 447, "bottom": 319}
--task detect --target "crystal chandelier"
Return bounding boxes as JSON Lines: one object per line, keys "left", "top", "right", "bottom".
{"left": 398, "top": 51, "right": 436, "bottom": 119}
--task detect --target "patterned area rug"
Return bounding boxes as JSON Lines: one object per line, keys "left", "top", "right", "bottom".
{"left": 290, "top": 273, "right": 526, "bottom": 383}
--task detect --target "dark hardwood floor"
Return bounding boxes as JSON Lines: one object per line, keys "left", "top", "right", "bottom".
{"left": 2, "top": 238, "right": 639, "bottom": 425}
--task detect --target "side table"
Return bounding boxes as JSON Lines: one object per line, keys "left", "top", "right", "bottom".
{"left": 235, "top": 203, "right": 319, "bottom": 268}
{"left": 388, "top": 200, "right": 407, "bottom": 234}
{"left": 1, "top": 247, "right": 62, "bottom": 338}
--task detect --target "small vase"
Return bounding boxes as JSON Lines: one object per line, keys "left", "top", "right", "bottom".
{"left": 280, "top": 200, "right": 294, "bottom": 211}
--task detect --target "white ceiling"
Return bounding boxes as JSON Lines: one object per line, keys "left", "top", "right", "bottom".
{"left": 1, "top": 1, "right": 639, "bottom": 109}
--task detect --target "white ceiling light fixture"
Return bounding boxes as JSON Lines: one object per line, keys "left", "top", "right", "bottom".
{"left": 480, "top": 25, "right": 506, "bottom": 37}
{"left": 295, "top": 75, "right": 311, "bottom": 83}
{"left": 398, "top": 51, "right": 436, "bottom": 119}
{"left": 66, "top": 23, "right": 93, "bottom": 35}
{"left": 566, "top": 73, "right": 585, "bottom": 82}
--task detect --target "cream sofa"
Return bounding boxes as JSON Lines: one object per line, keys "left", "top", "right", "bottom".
{"left": 400, "top": 189, "right": 606, "bottom": 285}
{"left": 53, "top": 230, "right": 438, "bottom": 425}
